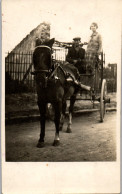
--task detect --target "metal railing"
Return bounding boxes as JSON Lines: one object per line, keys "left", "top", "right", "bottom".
{"left": 5, "top": 50, "right": 116, "bottom": 93}
{"left": 5, "top": 48, "right": 68, "bottom": 92}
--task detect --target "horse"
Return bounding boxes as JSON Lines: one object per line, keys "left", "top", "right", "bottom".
{"left": 33, "top": 38, "right": 87, "bottom": 147}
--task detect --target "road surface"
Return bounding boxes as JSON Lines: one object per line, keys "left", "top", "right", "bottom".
{"left": 5, "top": 111, "right": 117, "bottom": 162}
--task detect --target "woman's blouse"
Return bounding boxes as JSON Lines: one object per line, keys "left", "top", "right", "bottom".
{"left": 86, "top": 32, "right": 102, "bottom": 53}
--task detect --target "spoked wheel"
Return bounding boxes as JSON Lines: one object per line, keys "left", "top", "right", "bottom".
{"left": 100, "top": 79, "right": 107, "bottom": 122}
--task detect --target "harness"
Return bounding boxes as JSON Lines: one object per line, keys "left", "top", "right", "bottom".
{"left": 32, "top": 45, "right": 76, "bottom": 88}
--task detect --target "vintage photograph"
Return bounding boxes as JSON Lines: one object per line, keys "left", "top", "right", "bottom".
{"left": 1, "top": 0, "right": 121, "bottom": 193}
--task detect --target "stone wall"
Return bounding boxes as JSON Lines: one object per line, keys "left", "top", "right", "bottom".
{"left": 12, "top": 22, "right": 50, "bottom": 53}
{"left": 5, "top": 22, "right": 50, "bottom": 83}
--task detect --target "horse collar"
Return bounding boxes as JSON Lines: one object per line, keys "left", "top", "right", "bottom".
{"left": 35, "top": 45, "right": 52, "bottom": 50}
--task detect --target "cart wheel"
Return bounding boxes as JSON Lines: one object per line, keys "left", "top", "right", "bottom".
{"left": 100, "top": 79, "right": 107, "bottom": 122}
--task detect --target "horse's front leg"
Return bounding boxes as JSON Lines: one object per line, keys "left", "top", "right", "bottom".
{"left": 53, "top": 101, "right": 62, "bottom": 146}
{"left": 66, "top": 95, "right": 76, "bottom": 133}
{"left": 37, "top": 100, "right": 47, "bottom": 148}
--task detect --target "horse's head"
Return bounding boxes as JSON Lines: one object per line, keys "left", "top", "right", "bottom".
{"left": 43, "top": 38, "right": 55, "bottom": 48}
{"left": 33, "top": 38, "right": 55, "bottom": 85}
{"left": 33, "top": 38, "right": 55, "bottom": 71}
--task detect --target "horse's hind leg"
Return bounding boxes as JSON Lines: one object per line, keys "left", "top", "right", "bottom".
{"left": 59, "top": 101, "right": 66, "bottom": 131}
{"left": 37, "top": 101, "right": 46, "bottom": 148}
{"left": 53, "top": 101, "right": 62, "bottom": 146}
{"left": 66, "top": 95, "right": 76, "bottom": 133}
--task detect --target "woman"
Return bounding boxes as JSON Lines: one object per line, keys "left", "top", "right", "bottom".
{"left": 85, "top": 22, "right": 102, "bottom": 73}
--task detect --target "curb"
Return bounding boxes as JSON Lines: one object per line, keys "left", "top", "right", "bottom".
{"left": 5, "top": 107, "right": 116, "bottom": 125}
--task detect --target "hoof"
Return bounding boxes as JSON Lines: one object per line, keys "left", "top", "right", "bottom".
{"left": 37, "top": 141, "right": 45, "bottom": 148}
{"left": 66, "top": 128, "right": 72, "bottom": 133}
{"left": 53, "top": 140, "right": 60, "bottom": 146}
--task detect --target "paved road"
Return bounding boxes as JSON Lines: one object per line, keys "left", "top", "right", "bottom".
{"left": 5, "top": 111, "right": 116, "bottom": 162}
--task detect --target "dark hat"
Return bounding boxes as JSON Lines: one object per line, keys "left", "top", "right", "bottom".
{"left": 73, "top": 37, "right": 81, "bottom": 41}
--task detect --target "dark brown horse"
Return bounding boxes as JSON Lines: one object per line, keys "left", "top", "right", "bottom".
{"left": 33, "top": 38, "right": 83, "bottom": 147}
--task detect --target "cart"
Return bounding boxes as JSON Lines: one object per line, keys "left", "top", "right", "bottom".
{"left": 78, "top": 52, "right": 110, "bottom": 122}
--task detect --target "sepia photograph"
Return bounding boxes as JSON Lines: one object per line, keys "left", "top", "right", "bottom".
{"left": 1, "top": 0, "right": 121, "bottom": 193}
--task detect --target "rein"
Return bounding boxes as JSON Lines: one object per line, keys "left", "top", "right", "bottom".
{"left": 48, "top": 64, "right": 66, "bottom": 79}
{"left": 33, "top": 45, "right": 68, "bottom": 86}
{"left": 32, "top": 64, "right": 67, "bottom": 88}
{"left": 31, "top": 69, "right": 51, "bottom": 75}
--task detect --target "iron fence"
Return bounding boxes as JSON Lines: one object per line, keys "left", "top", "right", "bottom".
{"left": 5, "top": 49, "right": 116, "bottom": 93}
{"left": 5, "top": 48, "right": 68, "bottom": 93}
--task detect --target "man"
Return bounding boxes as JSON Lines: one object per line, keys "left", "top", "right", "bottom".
{"left": 66, "top": 37, "right": 86, "bottom": 74}
{"left": 65, "top": 37, "right": 91, "bottom": 91}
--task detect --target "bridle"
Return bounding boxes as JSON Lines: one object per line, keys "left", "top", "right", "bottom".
{"left": 32, "top": 45, "right": 52, "bottom": 74}
{"left": 32, "top": 45, "right": 66, "bottom": 87}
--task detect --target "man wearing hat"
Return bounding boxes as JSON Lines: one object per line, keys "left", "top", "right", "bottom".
{"left": 66, "top": 37, "right": 86, "bottom": 74}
